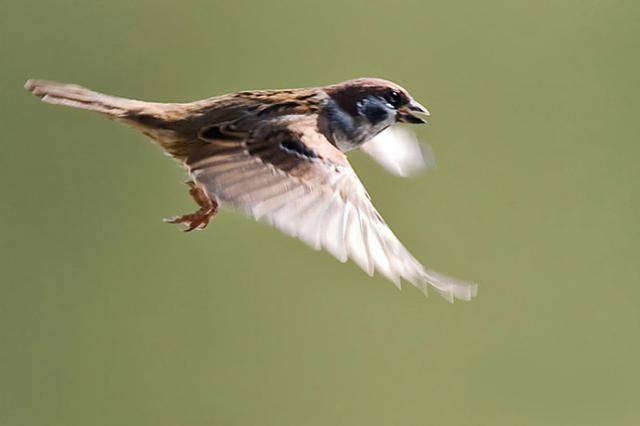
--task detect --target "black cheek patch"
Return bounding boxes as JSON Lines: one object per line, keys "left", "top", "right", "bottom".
{"left": 280, "top": 139, "right": 318, "bottom": 159}
{"left": 359, "top": 98, "right": 390, "bottom": 125}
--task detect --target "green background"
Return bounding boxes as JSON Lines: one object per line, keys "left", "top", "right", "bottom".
{"left": 2, "top": 1, "right": 639, "bottom": 425}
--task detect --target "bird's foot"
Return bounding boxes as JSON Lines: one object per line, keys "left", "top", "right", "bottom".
{"left": 164, "top": 181, "right": 218, "bottom": 232}
{"left": 164, "top": 208, "right": 217, "bottom": 231}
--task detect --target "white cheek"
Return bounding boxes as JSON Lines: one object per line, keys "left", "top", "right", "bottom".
{"left": 379, "top": 112, "right": 397, "bottom": 130}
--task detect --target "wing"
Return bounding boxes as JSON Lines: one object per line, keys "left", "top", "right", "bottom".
{"left": 186, "top": 116, "right": 476, "bottom": 301}
{"left": 360, "top": 126, "right": 436, "bottom": 177}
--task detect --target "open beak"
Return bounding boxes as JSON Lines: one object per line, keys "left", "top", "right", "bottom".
{"left": 397, "top": 99, "right": 430, "bottom": 124}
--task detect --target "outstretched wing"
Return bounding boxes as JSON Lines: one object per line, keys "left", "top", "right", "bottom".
{"left": 186, "top": 116, "right": 476, "bottom": 301}
{"left": 360, "top": 126, "right": 436, "bottom": 177}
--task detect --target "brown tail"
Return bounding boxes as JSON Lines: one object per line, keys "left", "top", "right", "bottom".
{"left": 24, "top": 79, "right": 150, "bottom": 118}
{"left": 25, "top": 79, "right": 204, "bottom": 160}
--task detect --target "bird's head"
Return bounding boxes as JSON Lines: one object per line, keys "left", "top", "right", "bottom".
{"left": 325, "top": 77, "right": 429, "bottom": 125}
{"left": 321, "top": 78, "right": 429, "bottom": 150}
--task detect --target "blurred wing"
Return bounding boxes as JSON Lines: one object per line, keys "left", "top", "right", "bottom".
{"left": 360, "top": 126, "right": 436, "bottom": 177}
{"left": 187, "top": 116, "right": 476, "bottom": 301}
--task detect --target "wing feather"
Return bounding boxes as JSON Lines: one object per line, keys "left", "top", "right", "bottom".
{"left": 187, "top": 116, "right": 476, "bottom": 301}
{"left": 361, "top": 125, "right": 436, "bottom": 177}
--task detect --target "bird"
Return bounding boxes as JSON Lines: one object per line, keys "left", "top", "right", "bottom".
{"left": 24, "top": 77, "right": 477, "bottom": 302}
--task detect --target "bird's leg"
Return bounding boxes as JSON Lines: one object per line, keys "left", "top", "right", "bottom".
{"left": 164, "top": 181, "right": 218, "bottom": 232}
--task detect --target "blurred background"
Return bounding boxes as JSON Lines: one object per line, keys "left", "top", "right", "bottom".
{"left": 1, "top": 1, "right": 639, "bottom": 425}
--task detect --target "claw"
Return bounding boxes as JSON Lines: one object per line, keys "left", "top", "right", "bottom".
{"left": 165, "top": 181, "right": 218, "bottom": 232}
{"left": 164, "top": 209, "right": 215, "bottom": 231}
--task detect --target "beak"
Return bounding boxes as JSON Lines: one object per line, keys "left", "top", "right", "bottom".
{"left": 397, "top": 99, "right": 431, "bottom": 124}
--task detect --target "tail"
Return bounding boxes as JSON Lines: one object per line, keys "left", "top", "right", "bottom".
{"left": 25, "top": 79, "right": 199, "bottom": 160}
{"left": 24, "top": 79, "right": 147, "bottom": 118}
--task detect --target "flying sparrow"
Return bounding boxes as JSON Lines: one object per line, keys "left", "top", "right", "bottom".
{"left": 25, "top": 78, "right": 477, "bottom": 302}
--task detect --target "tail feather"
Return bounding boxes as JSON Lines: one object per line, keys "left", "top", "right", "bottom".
{"left": 25, "top": 79, "right": 144, "bottom": 117}
{"left": 25, "top": 79, "right": 202, "bottom": 161}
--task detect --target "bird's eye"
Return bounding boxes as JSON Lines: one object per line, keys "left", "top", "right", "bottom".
{"left": 386, "top": 90, "right": 403, "bottom": 108}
